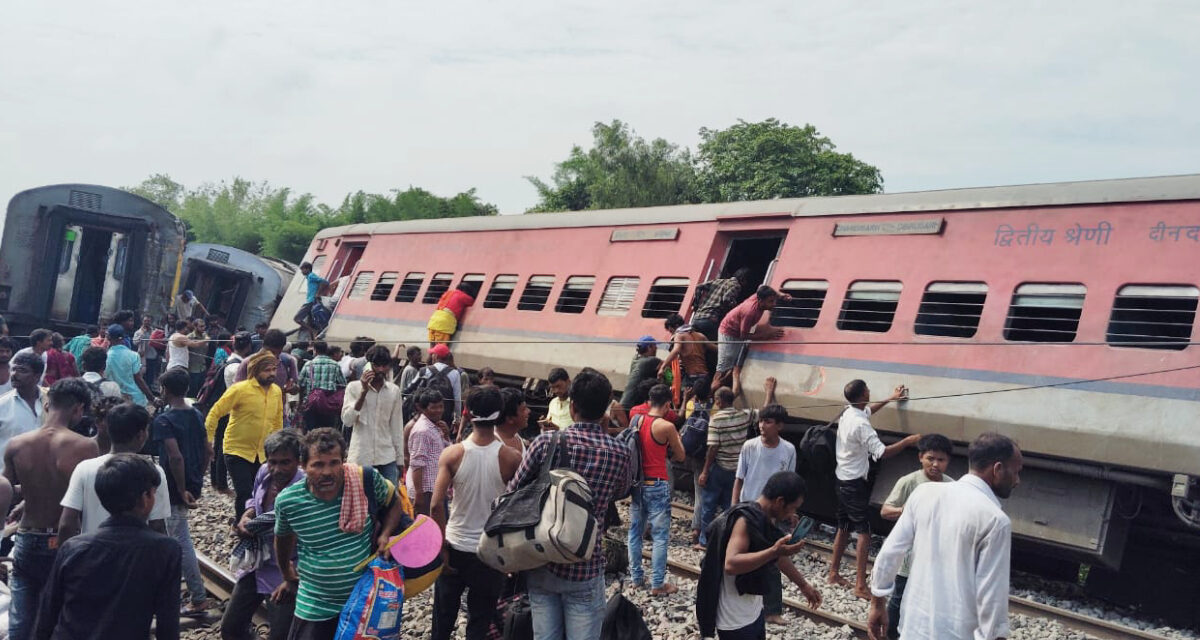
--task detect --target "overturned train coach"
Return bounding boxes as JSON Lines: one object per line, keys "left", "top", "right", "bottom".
{"left": 0, "top": 184, "right": 187, "bottom": 336}
{"left": 275, "top": 174, "right": 1200, "bottom": 620}
{"left": 180, "top": 243, "right": 297, "bottom": 332}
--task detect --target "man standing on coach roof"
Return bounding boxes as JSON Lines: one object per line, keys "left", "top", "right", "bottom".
{"left": 828, "top": 379, "right": 921, "bottom": 600}
{"left": 3, "top": 379, "right": 99, "bottom": 640}
{"left": 295, "top": 262, "right": 329, "bottom": 338}
{"left": 506, "top": 370, "right": 631, "bottom": 640}
{"left": 868, "top": 433, "right": 1022, "bottom": 640}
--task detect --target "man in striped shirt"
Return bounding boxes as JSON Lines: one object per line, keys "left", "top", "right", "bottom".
{"left": 274, "top": 428, "right": 403, "bottom": 640}
{"left": 697, "top": 379, "right": 777, "bottom": 548}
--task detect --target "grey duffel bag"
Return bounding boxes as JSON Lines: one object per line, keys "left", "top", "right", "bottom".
{"left": 478, "top": 432, "right": 598, "bottom": 572}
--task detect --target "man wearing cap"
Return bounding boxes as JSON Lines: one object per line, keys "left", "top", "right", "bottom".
{"left": 174, "top": 290, "right": 209, "bottom": 321}
{"left": 408, "top": 344, "right": 462, "bottom": 426}
{"left": 104, "top": 325, "right": 155, "bottom": 407}
{"left": 619, "top": 336, "right": 662, "bottom": 412}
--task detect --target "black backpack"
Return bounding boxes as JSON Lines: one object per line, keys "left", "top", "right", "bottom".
{"left": 402, "top": 365, "right": 456, "bottom": 424}
{"left": 797, "top": 419, "right": 838, "bottom": 479}
{"left": 613, "top": 414, "right": 645, "bottom": 501}
{"left": 195, "top": 360, "right": 233, "bottom": 413}
{"left": 680, "top": 402, "right": 711, "bottom": 459}
{"left": 600, "top": 589, "right": 652, "bottom": 640}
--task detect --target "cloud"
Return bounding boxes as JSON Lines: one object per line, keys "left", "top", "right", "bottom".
{"left": 1, "top": 0, "right": 1197, "bottom": 219}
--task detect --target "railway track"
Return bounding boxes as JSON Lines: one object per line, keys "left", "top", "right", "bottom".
{"left": 197, "top": 550, "right": 269, "bottom": 628}
{"left": 667, "top": 501, "right": 1174, "bottom": 640}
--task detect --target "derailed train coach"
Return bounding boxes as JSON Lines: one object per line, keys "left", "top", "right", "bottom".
{"left": 275, "top": 174, "right": 1200, "bottom": 623}
{"left": 0, "top": 184, "right": 186, "bottom": 337}
{"left": 180, "top": 243, "right": 296, "bottom": 331}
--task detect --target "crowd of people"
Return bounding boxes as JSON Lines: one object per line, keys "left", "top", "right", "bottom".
{"left": 0, "top": 272, "right": 1025, "bottom": 640}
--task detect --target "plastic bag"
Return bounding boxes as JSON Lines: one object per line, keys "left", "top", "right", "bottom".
{"left": 335, "top": 557, "right": 404, "bottom": 640}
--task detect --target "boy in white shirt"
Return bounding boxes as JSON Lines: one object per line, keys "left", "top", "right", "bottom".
{"left": 732, "top": 403, "right": 797, "bottom": 624}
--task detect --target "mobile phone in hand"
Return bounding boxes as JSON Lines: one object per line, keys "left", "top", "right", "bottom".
{"left": 789, "top": 516, "right": 815, "bottom": 544}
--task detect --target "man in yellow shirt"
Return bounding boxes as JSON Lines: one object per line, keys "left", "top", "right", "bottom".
{"left": 205, "top": 352, "right": 283, "bottom": 521}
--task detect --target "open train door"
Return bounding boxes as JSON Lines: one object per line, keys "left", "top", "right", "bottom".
{"left": 696, "top": 213, "right": 794, "bottom": 300}
{"left": 322, "top": 238, "right": 368, "bottom": 309}
{"left": 182, "top": 256, "right": 253, "bottom": 329}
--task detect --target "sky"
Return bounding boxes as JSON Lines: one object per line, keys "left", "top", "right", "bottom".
{"left": 2, "top": 1, "right": 1198, "bottom": 220}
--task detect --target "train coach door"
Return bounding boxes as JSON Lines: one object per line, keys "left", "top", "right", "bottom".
{"left": 324, "top": 240, "right": 367, "bottom": 307}
{"left": 49, "top": 225, "right": 130, "bottom": 324}
{"left": 713, "top": 233, "right": 788, "bottom": 289}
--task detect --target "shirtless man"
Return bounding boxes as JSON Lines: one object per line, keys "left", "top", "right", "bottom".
{"left": 3, "top": 378, "right": 99, "bottom": 640}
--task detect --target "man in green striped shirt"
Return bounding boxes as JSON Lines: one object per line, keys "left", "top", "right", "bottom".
{"left": 274, "top": 428, "right": 403, "bottom": 640}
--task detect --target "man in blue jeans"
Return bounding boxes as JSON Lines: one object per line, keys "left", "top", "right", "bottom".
{"left": 698, "top": 379, "right": 776, "bottom": 548}
{"left": 627, "top": 385, "right": 686, "bottom": 595}
{"left": 3, "top": 379, "right": 99, "bottom": 640}
{"left": 504, "top": 370, "right": 630, "bottom": 640}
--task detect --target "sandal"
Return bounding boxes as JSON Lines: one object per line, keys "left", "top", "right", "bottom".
{"left": 181, "top": 600, "right": 212, "bottom": 617}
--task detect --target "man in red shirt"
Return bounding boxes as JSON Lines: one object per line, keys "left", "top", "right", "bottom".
{"left": 626, "top": 384, "right": 685, "bottom": 596}
{"left": 714, "top": 286, "right": 789, "bottom": 398}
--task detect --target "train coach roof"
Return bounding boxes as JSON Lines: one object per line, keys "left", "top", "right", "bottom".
{"left": 315, "top": 173, "right": 1200, "bottom": 239}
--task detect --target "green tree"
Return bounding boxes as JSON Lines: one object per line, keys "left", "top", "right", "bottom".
{"left": 526, "top": 120, "right": 699, "bottom": 212}
{"left": 696, "top": 118, "right": 882, "bottom": 201}
{"left": 124, "top": 174, "right": 497, "bottom": 263}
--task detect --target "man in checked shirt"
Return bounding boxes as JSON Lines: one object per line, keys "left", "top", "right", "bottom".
{"left": 505, "top": 370, "right": 631, "bottom": 640}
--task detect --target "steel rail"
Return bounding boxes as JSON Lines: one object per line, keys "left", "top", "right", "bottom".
{"left": 198, "top": 550, "right": 270, "bottom": 627}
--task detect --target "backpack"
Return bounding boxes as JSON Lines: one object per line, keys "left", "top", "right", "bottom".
{"left": 402, "top": 365, "right": 456, "bottom": 424}
{"left": 680, "top": 402, "right": 711, "bottom": 459}
{"left": 195, "top": 360, "right": 233, "bottom": 412}
{"left": 477, "top": 432, "right": 598, "bottom": 573}
{"left": 600, "top": 589, "right": 653, "bottom": 640}
{"left": 612, "top": 415, "right": 646, "bottom": 501}
{"left": 797, "top": 418, "right": 838, "bottom": 479}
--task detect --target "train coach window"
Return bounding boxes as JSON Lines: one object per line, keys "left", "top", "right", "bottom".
{"left": 837, "top": 281, "right": 903, "bottom": 332}
{"left": 598, "top": 277, "right": 640, "bottom": 317}
{"left": 771, "top": 280, "right": 828, "bottom": 328}
{"left": 394, "top": 272, "right": 425, "bottom": 303}
{"left": 347, "top": 271, "right": 376, "bottom": 300}
{"left": 1004, "top": 283, "right": 1086, "bottom": 342}
{"left": 422, "top": 273, "right": 455, "bottom": 304}
{"left": 555, "top": 276, "right": 595, "bottom": 314}
{"left": 642, "top": 277, "right": 690, "bottom": 318}
{"left": 484, "top": 275, "right": 518, "bottom": 309}
{"left": 915, "top": 282, "right": 988, "bottom": 338}
{"left": 371, "top": 272, "right": 398, "bottom": 301}
{"left": 518, "top": 276, "right": 555, "bottom": 311}
{"left": 1106, "top": 285, "right": 1198, "bottom": 350}
{"left": 461, "top": 273, "right": 486, "bottom": 289}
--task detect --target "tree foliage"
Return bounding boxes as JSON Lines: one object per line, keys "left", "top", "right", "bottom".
{"left": 527, "top": 118, "right": 882, "bottom": 212}
{"left": 126, "top": 175, "right": 497, "bottom": 263}
{"left": 697, "top": 119, "right": 882, "bottom": 201}
{"left": 526, "top": 120, "right": 700, "bottom": 212}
